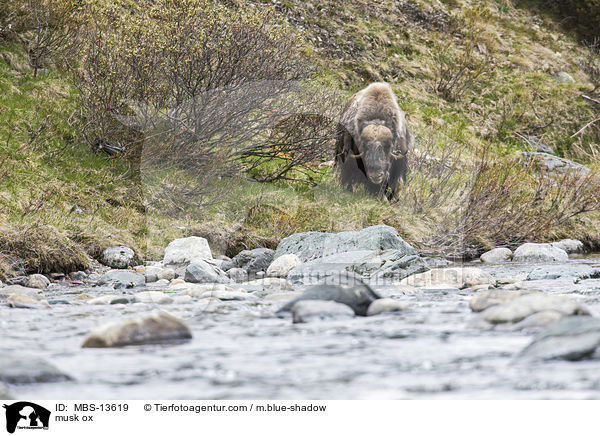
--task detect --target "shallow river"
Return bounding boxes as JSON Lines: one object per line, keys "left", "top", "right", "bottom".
{"left": 4, "top": 256, "right": 600, "bottom": 399}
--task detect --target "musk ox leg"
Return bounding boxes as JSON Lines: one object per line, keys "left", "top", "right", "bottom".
{"left": 384, "top": 156, "right": 408, "bottom": 200}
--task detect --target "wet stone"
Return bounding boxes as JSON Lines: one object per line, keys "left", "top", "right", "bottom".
{"left": 0, "top": 354, "right": 73, "bottom": 383}
{"left": 98, "top": 270, "right": 145, "bottom": 288}
{"left": 82, "top": 311, "right": 192, "bottom": 348}
{"left": 291, "top": 300, "right": 355, "bottom": 323}
{"left": 518, "top": 316, "right": 600, "bottom": 361}
{"left": 480, "top": 293, "right": 589, "bottom": 324}
{"left": 367, "top": 298, "right": 406, "bottom": 316}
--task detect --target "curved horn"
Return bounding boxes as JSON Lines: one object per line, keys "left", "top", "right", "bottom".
{"left": 390, "top": 151, "right": 407, "bottom": 159}
{"left": 349, "top": 152, "right": 364, "bottom": 159}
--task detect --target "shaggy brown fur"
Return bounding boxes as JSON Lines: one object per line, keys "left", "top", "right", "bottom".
{"left": 335, "top": 82, "right": 413, "bottom": 199}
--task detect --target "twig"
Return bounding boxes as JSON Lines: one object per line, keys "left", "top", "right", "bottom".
{"left": 571, "top": 117, "right": 600, "bottom": 138}
{"left": 582, "top": 94, "right": 600, "bottom": 105}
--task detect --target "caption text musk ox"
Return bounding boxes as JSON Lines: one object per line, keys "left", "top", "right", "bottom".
{"left": 335, "top": 82, "right": 413, "bottom": 199}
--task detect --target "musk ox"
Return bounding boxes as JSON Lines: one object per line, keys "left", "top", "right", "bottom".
{"left": 335, "top": 82, "right": 413, "bottom": 199}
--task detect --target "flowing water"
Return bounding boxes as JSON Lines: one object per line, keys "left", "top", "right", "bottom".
{"left": 4, "top": 256, "right": 600, "bottom": 399}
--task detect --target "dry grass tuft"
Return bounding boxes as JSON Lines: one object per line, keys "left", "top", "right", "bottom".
{"left": 0, "top": 224, "right": 90, "bottom": 275}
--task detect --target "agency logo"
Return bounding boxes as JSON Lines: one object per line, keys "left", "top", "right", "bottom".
{"left": 3, "top": 402, "right": 50, "bottom": 434}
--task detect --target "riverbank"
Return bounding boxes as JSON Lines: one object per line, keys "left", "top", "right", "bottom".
{"left": 3, "top": 227, "right": 600, "bottom": 399}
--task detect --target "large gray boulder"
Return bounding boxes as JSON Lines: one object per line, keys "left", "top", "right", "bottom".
{"left": 163, "top": 236, "right": 212, "bottom": 266}
{"left": 101, "top": 246, "right": 136, "bottom": 269}
{"left": 222, "top": 248, "right": 274, "bottom": 275}
{"left": 82, "top": 311, "right": 192, "bottom": 347}
{"left": 513, "top": 243, "right": 568, "bottom": 263}
{"left": 185, "top": 260, "right": 230, "bottom": 284}
{"left": 275, "top": 225, "right": 416, "bottom": 262}
{"left": 518, "top": 316, "right": 600, "bottom": 361}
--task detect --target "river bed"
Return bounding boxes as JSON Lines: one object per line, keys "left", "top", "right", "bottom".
{"left": 3, "top": 256, "right": 600, "bottom": 399}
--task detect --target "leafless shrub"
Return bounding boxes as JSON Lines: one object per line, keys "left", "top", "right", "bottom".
{"left": 397, "top": 130, "right": 471, "bottom": 213}
{"left": 69, "top": 0, "right": 339, "bottom": 212}
{"left": 11, "top": 0, "right": 79, "bottom": 76}
{"left": 431, "top": 6, "right": 493, "bottom": 102}
{"left": 580, "top": 37, "right": 600, "bottom": 94}
{"left": 424, "top": 155, "right": 600, "bottom": 257}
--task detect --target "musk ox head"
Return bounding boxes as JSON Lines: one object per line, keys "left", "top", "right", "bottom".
{"left": 355, "top": 123, "right": 394, "bottom": 185}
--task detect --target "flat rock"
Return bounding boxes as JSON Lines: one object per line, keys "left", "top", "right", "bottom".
{"left": 400, "top": 267, "right": 495, "bottom": 289}
{"left": 470, "top": 289, "right": 529, "bottom": 312}
{"left": 526, "top": 264, "right": 599, "bottom": 281}
{"left": 184, "top": 260, "right": 230, "bottom": 284}
{"left": 82, "top": 311, "right": 192, "bottom": 348}
{"left": 263, "top": 291, "right": 303, "bottom": 301}
{"left": 7, "top": 293, "right": 50, "bottom": 309}
{"left": 480, "top": 293, "right": 589, "bottom": 324}
{"left": 135, "top": 291, "right": 174, "bottom": 304}
{"left": 267, "top": 254, "right": 302, "bottom": 277}
{"left": 509, "top": 310, "right": 565, "bottom": 330}
{"left": 163, "top": 236, "right": 212, "bottom": 265}
{"left": 392, "top": 284, "right": 422, "bottom": 295}
{"left": 275, "top": 225, "right": 417, "bottom": 262}
{"left": 277, "top": 280, "right": 380, "bottom": 316}
{"left": 522, "top": 152, "right": 590, "bottom": 176}
{"left": 0, "top": 285, "right": 43, "bottom": 301}
{"left": 98, "top": 270, "right": 145, "bottom": 288}
{"left": 480, "top": 248, "right": 512, "bottom": 264}
{"left": 367, "top": 298, "right": 406, "bottom": 316}
{"left": 199, "top": 290, "right": 258, "bottom": 301}
{"left": 86, "top": 295, "right": 122, "bottom": 305}
{"left": 101, "top": 246, "right": 136, "bottom": 269}
{"left": 0, "top": 354, "right": 72, "bottom": 383}
{"left": 291, "top": 300, "right": 355, "bottom": 323}
{"left": 518, "top": 316, "right": 600, "bottom": 361}
{"left": 181, "top": 283, "right": 237, "bottom": 297}
{"left": 551, "top": 239, "right": 584, "bottom": 254}
{"left": 513, "top": 243, "right": 569, "bottom": 263}
{"left": 288, "top": 250, "right": 428, "bottom": 285}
